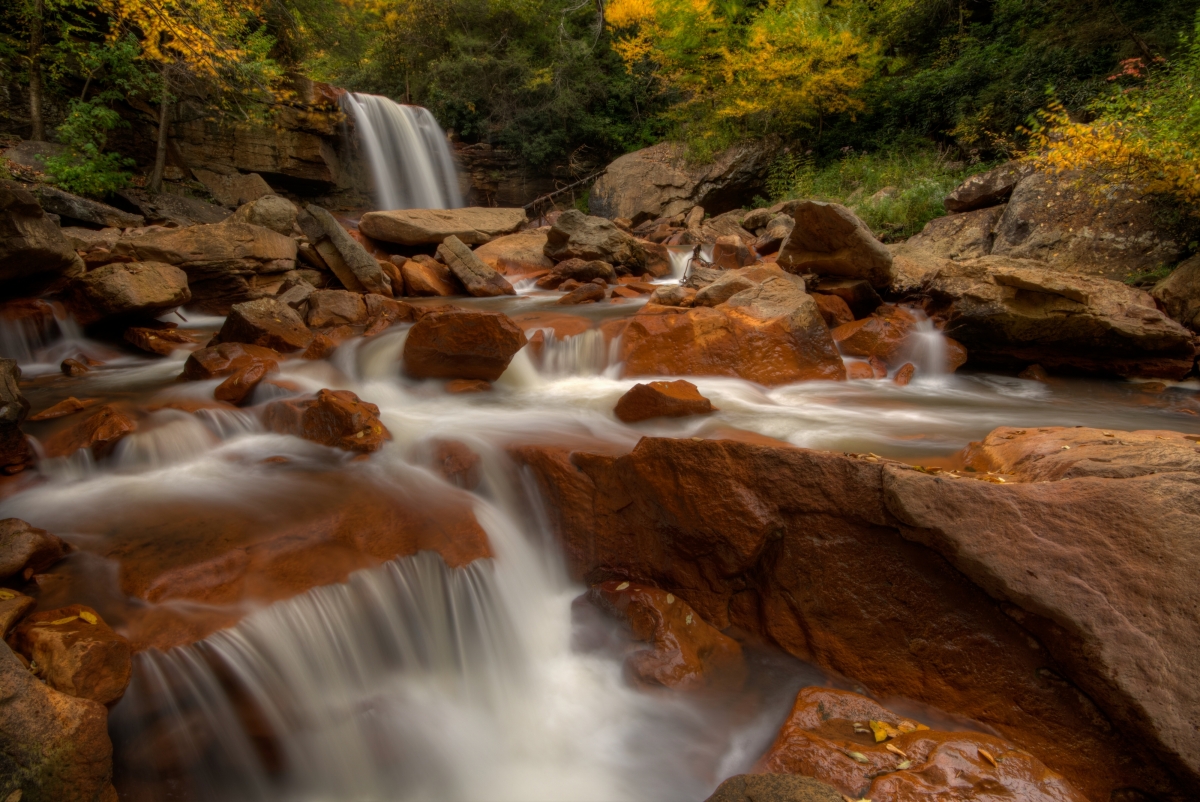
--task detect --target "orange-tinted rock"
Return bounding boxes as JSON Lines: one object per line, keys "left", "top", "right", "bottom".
{"left": 845, "top": 361, "right": 875, "bottom": 380}
{"left": 647, "top": 285, "right": 696, "bottom": 307}
{"left": 588, "top": 580, "right": 746, "bottom": 693}
{"left": 1018, "top": 363, "right": 1049, "bottom": 381}
{"left": 306, "top": 289, "right": 367, "bottom": 327}
{"left": 29, "top": 397, "right": 102, "bottom": 421}
{"left": 0, "top": 358, "right": 32, "bottom": 475}
{"left": 446, "top": 379, "right": 492, "bottom": 394}
{"left": 711, "top": 235, "right": 755, "bottom": 270}
{"left": 401, "top": 255, "right": 461, "bottom": 297}
{"left": 0, "top": 641, "right": 114, "bottom": 802}
{"left": 213, "top": 361, "right": 268, "bottom": 405}
{"left": 263, "top": 389, "right": 391, "bottom": 453}
{"left": 511, "top": 311, "right": 592, "bottom": 340}
{"left": 41, "top": 405, "right": 137, "bottom": 459}
{"left": 301, "top": 332, "right": 337, "bottom": 360}
{"left": 216, "top": 297, "right": 312, "bottom": 353}
{"left": 756, "top": 687, "right": 1087, "bottom": 802}
{"left": 430, "top": 439, "right": 482, "bottom": 490}
{"left": 403, "top": 309, "right": 528, "bottom": 381}
{"left": 893, "top": 362, "right": 916, "bottom": 385}
{"left": 614, "top": 380, "right": 715, "bottom": 423}
{"left": 610, "top": 286, "right": 642, "bottom": 300}
{"left": 124, "top": 325, "right": 197, "bottom": 356}
{"left": 945, "top": 335, "right": 968, "bottom": 372}
{"left": 473, "top": 228, "right": 554, "bottom": 277}
{"left": 0, "top": 518, "right": 68, "bottom": 581}
{"left": 830, "top": 305, "right": 918, "bottom": 367}
{"left": 0, "top": 588, "right": 35, "bottom": 637}
{"left": 182, "top": 342, "right": 280, "bottom": 381}
{"left": 557, "top": 283, "right": 605, "bottom": 305}
{"left": 704, "top": 774, "right": 841, "bottom": 802}
{"left": 61, "top": 357, "right": 89, "bottom": 376}
{"left": 811, "top": 293, "right": 854, "bottom": 328}
{"left": 12, "top": 604, "right": 133, "bottom": 706}
{"left": 363, "top": 293, "right": 415, "bottom": 336}
{"left": 379, "top": 256, "right": 405, "bottom": 295}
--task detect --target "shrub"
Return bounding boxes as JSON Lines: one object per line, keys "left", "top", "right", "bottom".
{"left": 44, "top": 98, "right": 135, "bottom": 197}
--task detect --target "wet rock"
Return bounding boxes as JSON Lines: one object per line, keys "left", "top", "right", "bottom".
{"left": 216, "top": 297, "right": 312, "bottom": 353}
{"left": 299, "top": 205, "right": 390, "bottom": 295}
{"left": 544, "top": 210, "right": 646, "bottom": 273}
{"left": 192, "top": 169, "right": 273, "bottom": 208}
{"left": 777, "top": 201, "right": 893, "bottom": 289}
{"left": 0, "top": 518, "right": 68, "bottom": 581}
{"left": 0, "top": 588, "right": 35, "bottom": 637}
{"left": 306, "top": 289, "right": 368, "bottom": 328}
{"left": 0, "top": 641, "right": 114, "bottom": 802}
{"left": 621, "top": 277, "right": 845, "bottom": 385}
{"left": 436, "top": 235, "right": 516, "bottom": 297}
{"left": 549, "top": 258, "right": 616, "bottom": 285}
{"left": 68, "top": 261, "right": 190, "bottom": 325}
{"left": 401, "top": 255, "right": 461, "bottom": 297}
{"left": 41, "top": 406, "right": 137, "bottom": 459}
{"left": 213, "top": 361, "right": 269, "bottom": 405}
{"left": 510, "top": 435, "right": 1195, "bottom": 799}
{"left": 693, "top": 265, "right": 798, "bottom": 308}
{"left": 925, "top": 257, "right": 1195, "bottom": 378}
{"left": 12, "top": 604, "right": 132, "bottom": 706}
{"left": 445, "top": 379, "right": 492, "bottom": 394}
{"left": 113, "top": 219, "right": 296, "bottom": 310}
{"left": 358, "top": 207, "right": 528, "bottom": 246}
{"left": 964, "top": 425, "right": 1200, "bottom": 481}
{"left": 262, "top": 389, "right": 391, "bottom": 453}
{"left": 845, "top": 361, "right": 875, "bottom": 379}
{"left": 614, "top": 380, "right": 715, "bottom": 423}
{"left": 757, "top": 687, "right": 1086, "bottom": 802}
{"left": 61, "top": 357, "right": 89, "bottom": 376}
{"left": 711, "top": 235, "right": 755, "bottom": 270}
{"left": 904, "top": 204, "right": 1004, "bottom": 261}
{"left": 704, "top": 774, "right": 841, "bottom": 802}
{"left": 363, "top": 294, "right": 414, "bottom": 335}
{"left": 403, "top": 309, "right": 528, "bottom": 381}
{"left": 557, "top": 283, "right": 605, "bottom": 305}
{"left": 811, "top": 293, "right": 854, "bottom": 328}
{"left": 1152, "top": 253, "right": 1200, "bottom": 331}
{"left": 472, "top": 227, "right": 554, "bottom": 276}
{"left": 32, "top": 185, "right": 144, "bottom": 228}
{"left": 647, "top": 285, "right": 696, "bottom": 308}
{"left": 1019, "top": 363, "right": 1049, "bottom": 381}
{"left": 588, "top": 139, "right": 778, "bottom": 224}
{"left": 893, "top": 362, "right": 916, "bottom": 385}
{"left": 301, "top": 332, "right": 337, "bottom": 360}
{"left": 430, "top": 439, "right": 482, "bottom": 489}
{"left": 227, "top": 195, "right": 298, "bottom": 235}
{"left": 588, "top": 580, "right": 746, "bottom": 692}
{"left": 0, "top": 359, "right": 33, "bottom": 474}
{"left": 29, "top": 397, "right": 100, "bottom": 421}
{"left": 123, "top": 324, "right": 197, "bottom": 356}
{"left": 182, "top": 342, "right": 280, "bottom": 381}
{"left": 276, "top": 275, "right": 315, "bottom": 313}
{"left": 944, "top": 161, "right": 1033, "bottom": 213}
{"left": 831, "top": 306, "right": 919, "bottom": 367}
{"left": 1, "top": 180, "right": 85, "bottom": 292}
{"left": 808, "top": 277, "right": 881, "bottom": 319}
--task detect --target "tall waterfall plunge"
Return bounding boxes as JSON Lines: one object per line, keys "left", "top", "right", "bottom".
{"left": 342, "top": 92, "right": 464, "bottom": 210}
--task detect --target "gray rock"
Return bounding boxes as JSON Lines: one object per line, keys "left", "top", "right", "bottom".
{"left": 904, "top": 204, "right": 1004, "bottom": 261}
{"left": 68, "top": 262, "right": 190, "bottom": 324}
{"left": 300, "top": 205, "right": 390, "bottom": 296}
{"left": 704, "top": 774, "right": 842, "bottom": 802}
{"left": 0, "top": 360, "right": 33, "bottom": 475}
{"left": 0, "top": 518, "right": 66, "bottom": 582}
{"left": 192, "top": 169, "right": 273, "bottom": 208}
{"left": 0, "top": 181, "right": 84, "bottom": 290}
{"left": 32, "top": 185, "right": 144, "bottom": 228}
{"left": 436, "top": 236, "right": 515, "bottom": 297}
{"left": 754, "top": 214, "right": 795, "bottom": 255}
{"left": 306, "top": 289, "right": 368, "bottom": 327}
{"left": 777, "top": 201, "right": 893, "bottom": 289}
{"left": 944, "top": 161, "right": 1033, "bottom": 213}
{"left": 358, "top": 207, "right": 527, "bottom": 246}
{"left": 544, "top": 210, "right": 646, "bottom": 272}
{"left": 1152, "top": 254, "right": 1200, "bottom": 331}
{"left": 115, "top": 189, "right": 230, "bottom": 227}
{"left": 217, "top": 297, "right": 312, "bottom": 352}
{"left": 229, "top": 195, "right": 297, "bottom": 235}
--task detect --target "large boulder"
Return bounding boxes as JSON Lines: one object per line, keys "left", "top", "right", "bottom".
{"left": 510, "top": 433, "right": 1200, "bottom": 800}
{"left": 32, "top": 185, "right": 144, "bottom": 228}
{"left": 403, "top": 309, "right": 528, "bottom": 381}
{"left": 68, "top": 261, "right": 190, "bottom": 325}
{"left": 400, "top": 256, "right": 461, "bottom": 297}
{"left": 619, "top": 274, "right": 846, "bottom": 385}
{"left": 228, "top": 195, "right": 298, "bottom": 235}
{"left": 1152, "top": 253, "right": 1200, "bottom": 331}
{"left": 0, "top": 359, "right": 33, "bottom": 475}
{"left": 543, "top": 210, "right": 646, "bottom": 272}
{"left": 901, "top": 204, "right": 1003, "bottom": 261}
{"left": 298, "top": 204, "right": 390, "bottom": 295}
{"left": 191, "top": 169, "right": 273, "bottom": 208}
{"left": 925, "top": 256, "right": 1195, "bottom": 378}
{"left": 588, "top": 139, "right": 778, "bottom": 224}
{"left": 777, "top": 201, "right": 893, "bottom": 289}
{"left": 358, "top": 207, "right": 527, "bottom": 246}
{"left": 0, "top": 518, "right": 68, "bottom": 581}
{"left": 114, "top": 188, "right": 230, "bottom": 227}
{"left": 704, "top": 774, "right": 841, "bottom": 802}
{"left": 306, "top": 289, "right": 368, "bottom": 328}
{"left": 41, "top": 406, "right": 138, "bottom": 459}
{"left": 614, "top": 380, "right": 715, "bottom": 423}
{"left": 943, "top": 161, "right": 1033, "bottom": 213}
{"left": 436, "top": 235, "right": 516, "bottom": 297}
{"left": 0, "top": 180, "right": 84, "bottom": 291}
{"left": 0, "top": 641, "right": 114, "bottom": 802}
{"left": 182, "top": 342, "right": 279, "bottom": 381}
{"left": 215, "top": 297, "right": 312, "bottom": 352}
{"left": 472, "top": 227, "right": 553, "bottom": 276}
{"left": 114, "top": 219, "right": 297, "bottom": 310}
{"left": 263, "top": 389, "right": 391, "bottom": 453}
{"left": 11, "top": 604, "right": 132, "bottom": 706}
{"left": 991, "top": 170, "right": 1183, "bottom": 280}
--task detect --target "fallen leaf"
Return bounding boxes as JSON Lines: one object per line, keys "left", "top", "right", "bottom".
{"left": 615, "top": 581, "right": 630, "bottom": 591}
{"left": 847, "top": 751, "right": 870, "bottom": 764}
{"left": 896, "top": 759, "right": 912, "bottom": 770}
{"left": 79, "top": 610, "right": 98, "bottom": 625}
{"left": 885, "top": 743, "right": 907, "bottom": 758}
{"left": 48, "top": 615, "right": 79, "bottom": 626}
{"left": 979, "top": 748, "right": 998, "bottom": 767}
{"left": 0, "top": 589, "right": 16, "bottom": 600}
{"left": 869, "top": 721, "right": 889, "bottom": 742}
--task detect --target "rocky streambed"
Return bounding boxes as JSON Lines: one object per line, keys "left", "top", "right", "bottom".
{"left": 1, "top": 164, "right": 1199, "bottom": 802}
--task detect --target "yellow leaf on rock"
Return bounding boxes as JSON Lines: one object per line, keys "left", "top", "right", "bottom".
{"left": 979, "top": 748, "right": 998, "bottom": 767}
{"left": 0, "top": 589, "right": 16, "bottom": 600}
{"left": 868, "top": 720, "right": 889, "bottom": 742}
{"left": 847, "top": 751, "right": 870, "bottom": 764}
{"left": 79, "top": 610, "right": 98, "bottom": 625}
{"left": 48, "top": 616, "right": 79, "bottom": 626}
{"left": 885, "top": 743, "right": 907, "bottom": 758}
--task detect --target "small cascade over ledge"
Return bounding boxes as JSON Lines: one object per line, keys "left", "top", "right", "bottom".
{"left": 341, "top": 92, "right": 464, "bottom": 211}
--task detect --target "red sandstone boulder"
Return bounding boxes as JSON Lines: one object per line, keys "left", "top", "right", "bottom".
{"left": 831, "top": 306, "right": 918, "bottom": 366}
{"left": 589, "top": 580, "right": 746, "bottom": 693}
{"left": 401, "top": 255, "right": 461, "bottom": 297}
{"left": 403, "top": 309, "right": 528, "bottom": 381}
{"left": 811, "top": 293, "right": 854, "bottom": 328}
{"left": 430, "top": 439, "right": 482, "bottom": 490}
{"left": 41, "top": 405, "right": 137, "bottom": 459}
{"left": 614, "top": 380, "right": 715, "bottom": 423}
{"left": 557, "top": 283, "right": 605, "bottom": 305}
{"left": 711, "top": 234, "right": 755, "bottom": 270}
{"left": 29, "top": 397, "right": 101, "bottom": 421}
{"left": 123, "top": 324, "right": 197, "bottom": 356}
{"left": 216, "top": 297, "right": 312, "bottom": 352}
{"left": 182, "top": 342, "right": 280, "bottom": 381}
{"left": 12, "top": 604, "right": 132, "bottom": 706}
{"left": 0, "top": 588, "right": 35, "bottom": 637}
{"left": 263, "top": 389, "right": 391, "bottom": 453}
{"left": 363, "top": 294, "right": 414, "bottom": 335}
{"left": 306, "top": 289, "right": 367, "bottom": 327}
{"left": 757, "top": 687, "right": 1087, "bottom": 802}
{"left": 777, "top": 201, "right": 893, "bottom": 289}
{"left": 473, "top": 228, "right": 554, "bottom": 276}
{"left": 68, "top": 261, "right": 191, "bottom": 325}
{"left": 0, "top": 518, "right": 68, "bottom": 581}
{"left": 213, "top": 361, "right": 269, "bottom": 405}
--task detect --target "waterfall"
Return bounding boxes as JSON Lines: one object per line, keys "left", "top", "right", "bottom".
{"left": 342, "top": 93, "right": 464, "bottom": 211}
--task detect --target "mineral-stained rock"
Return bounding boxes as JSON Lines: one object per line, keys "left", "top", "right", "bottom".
{"left": 216, "top": 297, "right": 312, "bottom": 352}
{"left": 41, "top": 406, "right": 137, "bottom": 459}
{"left": 68, "top": 261, "right": 190, "bottom": 325}
{"left": 299, "top": 204, "right": 390, "bottom": 295}
{"left": 263, "top": 388, "right": 391, "bottom": 453}
{"left": 1, "top": 180, "right": 85, "bottom": 291}
{"left": 810, "top": 293, "right": 854, "bottom": 328}
{"left": 401, "top": 255, "right": 461, "bottom": 297}
{"left": 213, "top": 361, "right": 269, "bottom": 405}
{"left": 472, "top": 227, "right": 554, "bottom": 276}
{"left": 436, "top": 235, "right": 516, "bottom": 297}
{"left": 711, "top": 235, "right": 755, "bottom": 270}
{"left": 12, "top": 604, "right": 132, "bottom": 706}
{"left": 892, "top": 362, "right": 916, "bottom": 385}
{"left": 403, "top": 309, "right": 528, "bottom": 381}
{"left": 362, "top": 294, "right": 414, "bottom": 335}
{"left": 557, "top": 283, "right": 605, "bottom": 305}
{"left": 61, "top": 357, "right": 89, "bottom": 376}
{"left": 831, "top": 305, "right": 920, "bottom": 367}
{"left": 588, "top": 580, "right": 746, "bottom": 693}
{"left": 777, "top": 201, "right": 893, "bottom": 289}
{"left": 429, "top": 439, "right": 482, "bottom": 490}
{"left": 182, "top": 342, "right": 280, "bottom": 381}
{"left": 28, "top": 397, "right": 101, "bottom": 422}
{"left": 544, "top": 210, "right": 646, "bottom": 272}
{"left": 0, "top": 518, "right": 68, "bottom": 581}
{"left": 614, "top": 380, "right": 715, "bottom": 423}
{"left": 548, "top": 258, "right": 616, "bottom": 285}
{"left": 227, "top": 194, "right": 298, "bottom": 235}
{"left": 808, "top": 277, "right": 881, "bottom": 318}
{"left": 0, "top": 641, "right": 114, "bottom": 802}
{"left": 306, "top": 289, "right": 368, "bottom": 328}
{"left": 115, "top": 188, "right": 230, "bottom": 227}
{"left": 757, "top": 687, "right": 1087, "bottom": 802}
{"left": 510, "top": 434, "right": 1199, "bottom": 800}
{"left": 753, "top": 214, "right": 795, "bottom": 256}
{"left": 123, "top": 324, "right": 197, "bottom": 356}
{"left": 703, "top": 773, "right": 841, "bottom": 802}
{"left": 0, "top": 358, "right": 33, "bottom": 474}
{"left": 1152, "top": 253, "right": 1200, "bottom": 331}
{"left": 359, "top": 207, "right": 528, "bottom": 246}
{"left": 943, "top": 161, "right": 1033, "bottom": 213}
{"left": 0, "top": 589, "right": 35, "bottom": 637}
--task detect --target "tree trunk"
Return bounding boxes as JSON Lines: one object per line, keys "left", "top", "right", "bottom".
{"left": 28, "top": 0, "right": 46, "bottom": 141}
{"left": 147, "top": 71, "right": 171, "bottom": 194}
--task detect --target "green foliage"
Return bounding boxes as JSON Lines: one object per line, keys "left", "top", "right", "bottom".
{"left": 768, "top": 146, "right": 993, "bottom": 240}
{"left": 1125, "top": 263, "right": 1177, "bottom": 287}
{"left": 45, "top": 98, "right": 136, "bottom": 196}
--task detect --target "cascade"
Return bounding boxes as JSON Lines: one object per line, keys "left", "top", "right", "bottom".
{"left": 342, "top": 92, "right": 465, "bottom": 211}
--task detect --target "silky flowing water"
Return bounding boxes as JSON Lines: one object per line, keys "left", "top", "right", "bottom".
{"left": 4, "top": 291, "right": 1200, "bottom": 802}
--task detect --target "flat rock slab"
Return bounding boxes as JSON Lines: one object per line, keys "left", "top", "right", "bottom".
{"left": 359, "top": 207, "right": 527, "bottom": 246}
